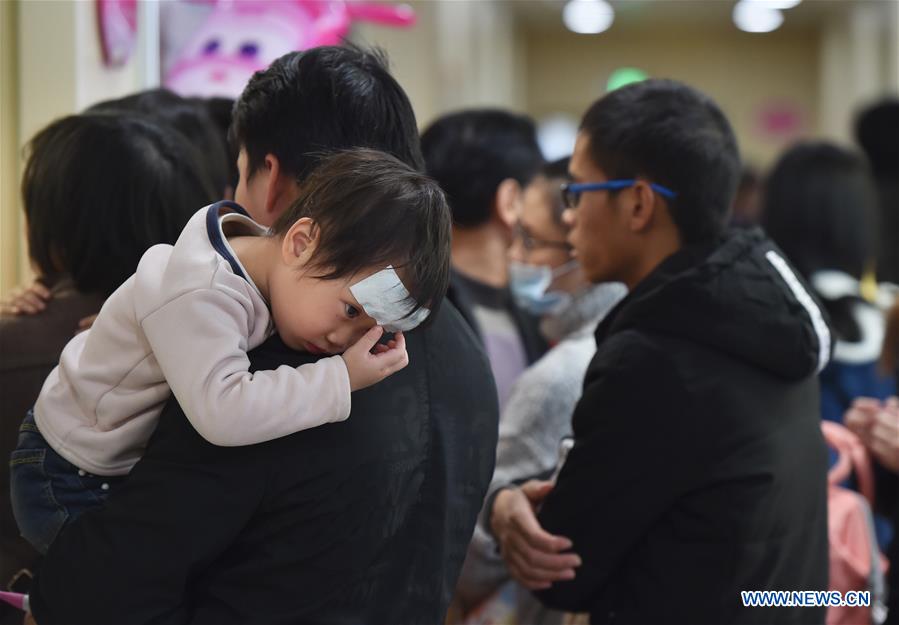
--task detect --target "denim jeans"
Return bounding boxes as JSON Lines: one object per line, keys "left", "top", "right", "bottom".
{"left": 9, "top": 410, "right": 125, "bottom": 554}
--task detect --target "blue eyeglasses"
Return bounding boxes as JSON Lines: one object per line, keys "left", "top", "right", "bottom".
{"left": 561, "top": 179, "right": 677, "bottom": 209}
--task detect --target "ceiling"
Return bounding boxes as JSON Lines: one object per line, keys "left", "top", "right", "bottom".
{"left": 510, "top": 0, "right": 857, "bottom": 35}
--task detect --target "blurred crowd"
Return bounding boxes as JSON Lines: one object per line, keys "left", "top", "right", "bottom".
{"left": 1, "top": 43, "right": 897, "bottom": 625}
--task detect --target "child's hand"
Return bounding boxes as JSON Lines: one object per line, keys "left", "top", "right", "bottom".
{"left": 341, "top": 326, "right": 409, "bottom": 392}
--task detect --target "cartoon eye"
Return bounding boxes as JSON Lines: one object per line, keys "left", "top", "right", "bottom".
{"left": 202, "top": 39, "right": 220, "bottom": 55}
{"left": 239, "top": 42, "right": 259, "bottom": 58}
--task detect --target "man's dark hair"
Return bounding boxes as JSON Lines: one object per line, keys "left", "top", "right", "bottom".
{"left": 272, "top": 149, "right": 451, "bottom": 320}
{"left": 420, "top": 109, "right": 544, "bottom": 228}
{"left": 580, "top": 79, "right": 740, "bottom": 244}
{"left": 88, "top": 88, "right": 231, "bottom": 197}
{"left": 22, "top": 112, "right": 218, "bottom": 296}
{"left": 762, "top": 141, "right": 877, "bottom": 282}
{"left": 230, "top": 45, "right": 424, "bottom": 184}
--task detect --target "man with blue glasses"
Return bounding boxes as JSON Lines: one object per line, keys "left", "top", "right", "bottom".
{"left": 487, "top": 79, "right": 831, "bottom": 624}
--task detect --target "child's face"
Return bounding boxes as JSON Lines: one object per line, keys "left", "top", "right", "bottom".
{"left": 268, "top": 217, "right": 381, "bottom": 354}
{"left": 269, "top": 268, "right": 380, "bottom": 354}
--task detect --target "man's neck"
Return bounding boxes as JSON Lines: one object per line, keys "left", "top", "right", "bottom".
{"left": 621, "top": 230, "right": 683, "bottom": 291}
{"left": 451, "top": 223, "right": 510, "bottom": 289}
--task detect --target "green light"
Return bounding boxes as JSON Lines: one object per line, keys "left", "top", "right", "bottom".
{"left": 607, "top": 67, "right": 648, "bottom": 92}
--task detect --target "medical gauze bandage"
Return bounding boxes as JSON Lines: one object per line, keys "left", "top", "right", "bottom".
{"left": 349, "top": 266, "right": 430, "bottom": 332}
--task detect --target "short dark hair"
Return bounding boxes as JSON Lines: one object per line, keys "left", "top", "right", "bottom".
{"left": 22, "top": 112, "right": 218, "bottom": 296}
{"left": 272, "top": 149, "right": 451, "bottom": 321}
{"left": 420, "top": 109, "right": 544, "bottom": 228}
{"left": 762, "top": 141, "right": 877, "bottom": 281}
{"left": 854, "top": 98, "right": 899, "bottom": 176}
{"left": 88, "top": 88, "right": 231, "bottom": 197}
{"left": 230, "top": 45, "right": 424, "bottom": 184}
{"left": 198, "top": 96, "right": 240, "bottom": 190}
{"left": 580, "top": 79, "right": 740, "bottom": 244}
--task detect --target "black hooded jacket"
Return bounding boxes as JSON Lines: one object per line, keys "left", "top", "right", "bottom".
{"left": 535, "top": 229, "right": 832, "bottom": 624}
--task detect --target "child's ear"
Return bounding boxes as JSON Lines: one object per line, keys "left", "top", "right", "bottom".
{"left": 281, "top": 217, "right": 319, "bottom": 266}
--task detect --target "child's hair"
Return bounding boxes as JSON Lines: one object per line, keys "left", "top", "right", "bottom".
{"left": 580, "top": 79, "right": 741, "bottom": 245}
{"left": 272, "top": 148, "right": 452, "bottom": 321}
{"left": 231, "top": 45, "right": 424, "bottom": 185}
{"left": 22, "top": 112, "right": 218, "bottom": 296}
{"left": 421, "top": 109, "right": 544, "bottom": 228}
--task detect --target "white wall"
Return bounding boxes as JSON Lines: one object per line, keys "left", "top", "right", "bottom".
{"left": 353, "top": 0, "right": 526, "bottom": 129}
{"left": 818, "top": 0, "right": 899, "bottom": 145}
{"left": 1, "top": 0, "right": 20, "bottom": 297}
{"left": 3, "top": 0, "right": 158, "bottom": 295}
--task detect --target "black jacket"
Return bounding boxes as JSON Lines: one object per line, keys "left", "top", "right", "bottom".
{"left": 535, "top": 229, "right": 831, "bottom": 624}
{"left": 30, "top": 302, "right": 499, "bottom": 625}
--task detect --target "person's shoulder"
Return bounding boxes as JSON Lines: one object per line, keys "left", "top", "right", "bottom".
{"left": 416, "top": 301, "right": 499, "bottom": 421}
{"left": 583, "top": 328, "right": 687, "bottom": 401}
{"left": 522, "top": 334, "right": 596, "bottom": 387}
{"left": 0, "top": 312, "right": 52, "bottom": 367}
{"left": 133, "top": 229, "right": 258, "bottom": 315}
{"left": 0, "top": 290, "right": 103, "bottom": 370}
{"left": 593, "top": 327, "right": 670, "bottom": 369}
{"left": 423, "top": 303, "right": 492, "bottom": 377}
{"left": 420, "top": 301, "right": 485, "bottom": 358}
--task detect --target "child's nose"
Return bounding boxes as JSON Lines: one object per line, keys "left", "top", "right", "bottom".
{"left": 327, "top": 327, "right": 361, "bottom": 352}
{"left": 326, "top": 330, "right": 350, "bottom": 352}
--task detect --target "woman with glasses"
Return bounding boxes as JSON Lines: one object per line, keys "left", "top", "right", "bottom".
{"left": 454, "top": 158, "right": 626, "bottom": 624}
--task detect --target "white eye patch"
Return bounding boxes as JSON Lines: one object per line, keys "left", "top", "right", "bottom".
{"left": 349, "top": 266, "right": 430, "bottom": 332}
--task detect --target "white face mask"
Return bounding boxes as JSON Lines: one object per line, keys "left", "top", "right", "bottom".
{"left": 508, "top": 259, "right": 580, "bottom": 314}
{"left": 349, "top": 265, "right": 429, "bottom": 332}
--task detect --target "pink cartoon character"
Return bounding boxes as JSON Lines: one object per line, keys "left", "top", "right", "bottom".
{"left": 97, "top": 0, "right": 138, "bottom": 67}
{"left": 164, "top": 0, "right": 415, "bottom": 99}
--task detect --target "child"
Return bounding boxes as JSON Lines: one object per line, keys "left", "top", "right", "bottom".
{"left": 10, "top": 148, "right": 451, "bottom": 554}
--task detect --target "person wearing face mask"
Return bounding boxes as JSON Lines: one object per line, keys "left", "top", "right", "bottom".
{"left": 422, "top": 110, "right": 548, "bottom": 413}
{"left": 453, "top": 158, "right": 626, "bottom": 623}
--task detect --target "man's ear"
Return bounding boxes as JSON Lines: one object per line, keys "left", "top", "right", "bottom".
{"left": 626, "top": 180, "right": 659, "bottom": 234}
{"left": 494, "top": 178, "right": 522, "bottom": 230}
{"left": 281, "top": 217, "right": 319, "bottom": 266}
{"left": 263, "top": 153, "right": 301, "bottom": 221}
